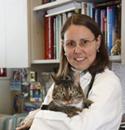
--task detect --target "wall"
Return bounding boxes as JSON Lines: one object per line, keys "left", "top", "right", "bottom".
{"left": 112, "top": 63, "right": 125, "bottom": 113}
{"left": 0, "top": 78, "right": 11, "bottom": 114}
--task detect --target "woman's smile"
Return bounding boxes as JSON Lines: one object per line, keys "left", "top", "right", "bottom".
{"left": 74, "top": 57, "right": 86, "bottom": 62}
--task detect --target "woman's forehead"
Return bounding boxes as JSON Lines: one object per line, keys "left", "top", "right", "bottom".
{"left": 64, "top": 25, "right": 94, "bottom": 40}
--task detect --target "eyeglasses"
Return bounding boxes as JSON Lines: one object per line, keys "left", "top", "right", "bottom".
{"left": 64, "top": 38, "right": 96, "bottom": 49}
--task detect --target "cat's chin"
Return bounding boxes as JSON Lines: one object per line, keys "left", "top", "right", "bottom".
{"left": 67, "top": 101, "right": 83, "bottom": 109}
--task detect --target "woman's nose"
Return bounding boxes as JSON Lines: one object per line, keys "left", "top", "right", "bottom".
{"left": 74, "top": 44, "right": 82, "bottom": 53}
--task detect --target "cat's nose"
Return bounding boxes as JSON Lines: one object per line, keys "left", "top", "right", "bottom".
{"left": 65, "top": 100, "right": 72, "bottom": 104}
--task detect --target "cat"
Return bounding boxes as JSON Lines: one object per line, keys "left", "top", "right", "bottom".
{"left": 41, "top": 72, "right": 93, "bottom": 117}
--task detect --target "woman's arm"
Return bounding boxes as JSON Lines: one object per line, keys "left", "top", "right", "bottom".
{"left": 70, "top": 70, "right": 122, "bottom": 130}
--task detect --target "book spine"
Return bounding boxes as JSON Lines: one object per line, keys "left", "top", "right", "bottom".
{"left": 86, "top": 3, "right": 93, "bottom": 17}
{"left": 94, "top": 8, "right": 101, "bottom": 28}
{"left": 53, "top": 17, "right": 56, "bottom": 59}
{"left": 107, "top": 6, "right": 116, "bottom": 54}
{"left": 81, "top": 2, "right": 87, "bottom": 15}
{"left": 44, "top": 16, "right": 54, "bottom": 59}
{"left": 42, "top": 0, "right": 49, "bottom": 4}
{"left": 55, "top": 15, "right": 59, "bottom": 59}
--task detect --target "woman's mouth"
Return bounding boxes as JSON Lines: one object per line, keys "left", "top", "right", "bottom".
{"left": 75, "top": 57, "right": 85, "bottom": 62}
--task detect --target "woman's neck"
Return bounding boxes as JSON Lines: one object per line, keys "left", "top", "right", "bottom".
{"left": 71, "top": 67, "right": 86, "bottom": 74}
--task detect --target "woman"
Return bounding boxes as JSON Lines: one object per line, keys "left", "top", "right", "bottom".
{"left": 16, "top": 14, "right": 122, "bottom": 130}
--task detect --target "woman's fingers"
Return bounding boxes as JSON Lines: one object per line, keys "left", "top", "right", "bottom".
{"left": 16, "top": 118, "right": 32, "bottom": 130}
{"left": 16, "top": 124, "right": 29, "bottom": 130}
{"left": 16, "top": 109, "right": 40, "bottom": 130}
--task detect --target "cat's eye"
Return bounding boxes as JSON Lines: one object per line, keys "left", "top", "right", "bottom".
{"left": 62, "top": 92, "right": 65, "bottom": 96}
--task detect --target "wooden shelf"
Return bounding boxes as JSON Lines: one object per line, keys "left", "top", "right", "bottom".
{"left": 0, "top": 77, "right": 10, "bottom": 80}
{"left": 109, "top": 55, "right": 121, "bottom": 62}
{"left": 32, "top": 59, "right": 60, "bottom": 64}
{"left": 33, "top": 0, "right": 82, "bottom": 11}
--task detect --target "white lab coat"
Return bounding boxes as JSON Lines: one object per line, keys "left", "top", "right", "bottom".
{"left": 30, "top": 68, "right": 122, "bottom": 130}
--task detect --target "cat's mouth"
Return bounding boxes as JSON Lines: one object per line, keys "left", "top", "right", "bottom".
{"left": 62, "top": 99, "right": 83, "bottom": 105}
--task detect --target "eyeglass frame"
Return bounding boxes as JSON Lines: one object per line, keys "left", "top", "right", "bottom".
{"left": 63, "top": 38, "right": 96, "bottom": 49}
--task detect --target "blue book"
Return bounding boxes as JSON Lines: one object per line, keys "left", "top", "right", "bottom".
{"left": 107, "top": 6, "right": 116, "bottom": 55}
{"left": 94, "top": 8, "right": 101, "bottom": 28}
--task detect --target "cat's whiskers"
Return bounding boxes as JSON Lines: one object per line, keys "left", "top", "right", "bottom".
{"left": 68, "top": 100, "right": 83, "bottom": 109}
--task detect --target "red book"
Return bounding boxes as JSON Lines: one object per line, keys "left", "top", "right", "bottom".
{"left": 42, "top": 0, "right": 48, "bottom": 4}
{"left": 0, "top": 68, "right": 7, "bottom": 77}
{"left": 44, "top": 16, "right": 54, "bottom": 59}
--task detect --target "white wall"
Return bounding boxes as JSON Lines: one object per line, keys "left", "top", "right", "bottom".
{"left": 0, "top": 78, "right": 11, "bottom": 114}
{"left": 112, "top": 63, "right": 125, "bottom": 113}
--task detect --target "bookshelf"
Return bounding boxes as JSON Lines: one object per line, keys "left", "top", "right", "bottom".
{"left": 30, "top": 0, "right": 124, "bottom": 64}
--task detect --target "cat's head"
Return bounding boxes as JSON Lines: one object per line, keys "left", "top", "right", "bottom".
{"left": 51, "top": 74, "right": 84, "bottom": 106}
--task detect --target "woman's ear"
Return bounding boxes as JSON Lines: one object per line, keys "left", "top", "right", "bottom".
{"left": 96, "top": 35, "right": 101, "bottom": 51}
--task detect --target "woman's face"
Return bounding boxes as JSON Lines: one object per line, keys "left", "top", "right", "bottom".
{"left": 63, "top": 25, "right": 101, "bottom": 71}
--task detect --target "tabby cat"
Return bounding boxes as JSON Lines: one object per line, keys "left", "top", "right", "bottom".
{"left": 41, "top": 73, "right": 93, "bottom": 117}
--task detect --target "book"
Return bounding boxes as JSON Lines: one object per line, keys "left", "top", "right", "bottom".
{"left": 10, "top": 69, "right": 28, "bottom": 91}
{"left": 94, "top": 8, "right": 101, "bottom": 28}
{"left": 53, "top": 14, "right": 62, "bottom": 59}
{"left": 0, "top": 68, "right": 7, "bottom": 77}
{"left": 81, "top": 2, "right": 87, "bottom": 15}
{"left": 42, "top": 0, "right": 49, "bottom": 4}
{"left": 107, "top": 6, "right": 116, "bottom": 54}
{"left": 86, "top": 3, "right": 94, "bottom": 17}
{"left": 30, "top": 82, "right": 42, "bottom": 102}
{"left": 10, "top": 70, "right": 22, "bottom": 91}
{"left": 100, "top": 8, "right": 107, "bottom": 43}
{"left": 44, "top": 16, "right": 54, "bottom": 59}
{"left": 46, "top": 1, "right": 81, "bottom": 17}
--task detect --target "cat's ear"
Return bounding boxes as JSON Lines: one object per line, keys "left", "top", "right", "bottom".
{"left": 65, "top": 75, "right": 72, "bottom": 81}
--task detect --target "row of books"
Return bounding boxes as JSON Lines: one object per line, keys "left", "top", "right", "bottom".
{"left": 43, "top": 0, "right": 121, "bottom": 60}
{"left": 82, "top": 1, "right": 121, "bottom": 55}
{"left": 80, "top": 1, "right": 121, "bottom": 56}
{"left": 93, "top": 2, "right": 121, "bottom": 55}
{"left": 44, "top": 12, "right": 75, "bottom": 59}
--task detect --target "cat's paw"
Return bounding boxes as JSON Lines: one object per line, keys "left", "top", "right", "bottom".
{"left": 67, "top": 110, "right": 80, "bottom": 118}
{"left": 84, "top": 99, "right": 93, "bottom": 108}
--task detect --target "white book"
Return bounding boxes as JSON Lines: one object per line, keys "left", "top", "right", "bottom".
{"left": 46, "top": 1, "right": 81, "bottom": 17}
{"left": 81, "top": 2, "right": 87, "bottom": 15}
{"left": 62, "top": 13, "right": 67, "bottom": 26}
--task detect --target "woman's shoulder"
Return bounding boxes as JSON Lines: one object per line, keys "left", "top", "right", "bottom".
{"left": 92, "top": 68, "right": 121, "bottom": 95}
{"left": 96, "top": 68, "right": 120, "bottom": 82}
{"left": 94, "top": 68, "right": 121, "bottom": 91}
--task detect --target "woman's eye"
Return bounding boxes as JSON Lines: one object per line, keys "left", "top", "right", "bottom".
{"left": 66, "top": 41, "right": 76, "bottom": 47}
{"left": 81, "top": 39, "right": 88, "bottom": 45}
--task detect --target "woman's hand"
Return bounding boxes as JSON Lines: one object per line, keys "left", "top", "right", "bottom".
{"left": 16, "top": 109, "right": 40, "bottom": 130}
{"left": 16, "top": 117, "right": 32, "bottom": 130}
